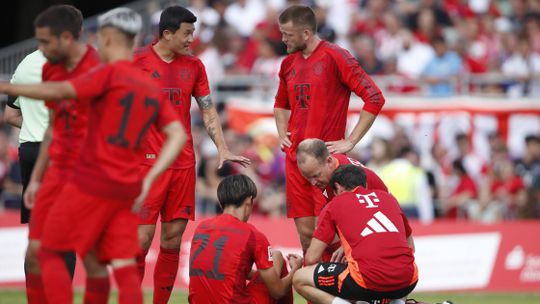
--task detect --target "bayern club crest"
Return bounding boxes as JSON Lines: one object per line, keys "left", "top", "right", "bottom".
{"left": 313, "top": 62, "right": 325, "bottom": 75}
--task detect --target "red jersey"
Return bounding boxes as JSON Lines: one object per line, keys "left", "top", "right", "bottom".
{"left": 68, "top": 60, "right": 179, "bottom": 200}
{"left": 189, "top": 214, "right": 274, "bottom": 304}
{"left": 274, "top": 41, "right": 385, "bottom": 160}
{"left": 134, "top": 45, "right": 210, "bottom": 169}
{"left": 42, "top": 45, "right": 100, "bottom": 171}
{"left": 323, "top": 153, "right": 388, "bottom": 202}
{"left": 313, "top": 187, "right": 417, "bottom": 291}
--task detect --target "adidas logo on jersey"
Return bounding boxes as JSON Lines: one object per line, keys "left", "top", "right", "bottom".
{"left": 360, "top": 211, "right": 398, "bottom": 237}
{"left": 152, "top": 70, "right": 160, "bottom": 78}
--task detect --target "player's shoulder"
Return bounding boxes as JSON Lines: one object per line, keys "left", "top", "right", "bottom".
{"left": 85, "top": 45, "right": 101, "bottom": 64}
{"left": 134, "top": 45, "right": 151, "bottom": 58}
{"left": 320, "top": 41, "right": 355, "bottom": 63}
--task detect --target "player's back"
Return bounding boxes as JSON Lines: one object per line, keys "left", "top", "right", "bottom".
{"left": 43, "top": 45, "right": 100, "bottom": 170}
{"left": 189, "top": 214, "right": 270, "bottom": 304}
{"left": 324, "top": 188, "right": 416, "bottom": 291}
{"left": 323, "top": 154, "right": 388, "bottom": 202}
{"left": 70, "top": 60, "right": 177, "bottom": 200}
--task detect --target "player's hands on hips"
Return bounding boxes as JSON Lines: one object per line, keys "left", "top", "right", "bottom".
{"left": 330, "top": 246, "right": 346, "bottom": 263}
{"left": 218, "top": 149, "right": 251, "bottom": 169}
{"left": 326, "top": 139, "right": 354, "bottom": 154}
{"left": 287, "top": 253, "right": 303, "bottom": 271}
{"left": 279, "top": 132, "right": 292, "bottom": 151}
{"left": 24, "top": 181, "right": 41, "bottom": 209}
{"left": 133, "top": 178, "right": 151, "bottom": 213}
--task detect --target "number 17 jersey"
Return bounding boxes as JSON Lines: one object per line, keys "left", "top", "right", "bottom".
{"left": 189, "top": 214, "right": 274, "bottom": 304}
{"left": 68, "top": 60, "right": 179, "bottom": 200}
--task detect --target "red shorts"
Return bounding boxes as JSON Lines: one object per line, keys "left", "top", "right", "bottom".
{"left": 138, "top": 166, "right": 196, "bottom": 224}
{"left": 285, "top": 156, "right": 326, "bottom": 218}
{"left": 40, "top": 182, "right": 140, "bottom": 262}
{"left": 28, "top": 166, "right": 66, "bottom": 240}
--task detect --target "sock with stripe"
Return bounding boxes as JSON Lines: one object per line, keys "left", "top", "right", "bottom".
{"left": 114, "top": 265, "right": 142, "bottom": 304}
{"left": 153, "top": 246, "right": 180, "bottom": 304}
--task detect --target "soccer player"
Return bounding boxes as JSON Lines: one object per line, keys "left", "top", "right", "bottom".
{"left": 19, "top": 5, "right": 101, "bottom": 303}
{"left": 274, "top": 5, "right": 385, "bottom": 253}
{"left": 188, "top": 174, "right": 303, "bottom": 304}
{"left": 0, "top": 8, "right": 186, "bottom": 304}
{"left": 293, "top": 165, "right": 418, "bottom": 304}
{"left": 133, "top": 6, "right": 250, "bottom": 302}
{"left": 296, "top": 138, "right": 396, "bottom": 263}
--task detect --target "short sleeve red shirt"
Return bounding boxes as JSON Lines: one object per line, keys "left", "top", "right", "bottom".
{"left": 42, "top": 45, "right": 100, "bottom": 171}
{"left": 134, "top": 45, "right": 210, "bottom": 169}
{"left": 189, "top": 214, "right": 273, "bottom": 304}
{"left": 274, "top": 41, "right": 385, "bottom": 160}
{"left": 323, "top": 154, "right": 389, "bottom": 202}
{"left": 313, "top": 187, "right": 416, "bottom": 291}
{"left": 68, "top": 60, "right": 179, "bottom": 200}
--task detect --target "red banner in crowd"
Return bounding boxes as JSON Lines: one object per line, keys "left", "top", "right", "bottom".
{"left": 0, "top": 211, "right": 539, "bottom": 292}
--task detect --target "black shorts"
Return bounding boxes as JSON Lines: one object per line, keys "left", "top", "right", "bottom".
{"left": 313, "top": 262, "right": 417, "bottom": 301}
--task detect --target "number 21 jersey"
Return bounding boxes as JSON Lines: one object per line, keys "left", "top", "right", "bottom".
{"left": 189, "top": 214, "right": 274, "bottom": 304}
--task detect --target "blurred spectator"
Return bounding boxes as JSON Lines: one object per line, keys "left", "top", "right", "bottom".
{"left": 515, "top": 135, "right": 540, "bottom": 187}
{"left": 351, "top": 35, "right": 384, "bottom": 75}
{"left": 524, "top": 13, "right": 540, "bottom": 53}
{"left": 421, "top": 36, "right": 462, "bottom": 96}
{"left": 375, "top": 12, "right": 404, "bottom": 61}
{"left": 313, "top": 5, "right": 336, "bottom": 42}
{"left": 445, "top": 159, "right": 478, "bottom": 219}
{"left": 397, "top": 30, "right": 435, "bottom": 78}
{"left": 224, "top": 0, "right": 266, "bottom": 37}
{"left": 380, "top": 146, "right": 434, "bottom": 223}
{"left": 501, "top": 36, "right": 540, "bottom": 97}
{"left": 367, "top": 137, "right": 392, "bottom": 173}
{"left": 490, "top": 158, "right": 528, "bottom": 219}
{"left": 453, "top": 133, "right": 489, "bottom": 182}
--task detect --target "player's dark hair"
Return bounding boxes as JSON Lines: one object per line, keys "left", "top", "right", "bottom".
{"left": 525, "top": 134, "right": 539, "bottom": 145}
{"left": 217, "top": 174, "right": 258, "bottom": 209}
{"left": 330, "top": 164, "right": 367, "bottom": 192}
{"left": 159, "top": 6, "right": 197, "bottom": 39}
{"left": 296, "top": 138, "right": 329, "bottom": 164}
{"left": 278, "top": 5, "right": 317, "bottom": 32}
{"left": 34, "top": 5, "right": 83, "bottom": 39}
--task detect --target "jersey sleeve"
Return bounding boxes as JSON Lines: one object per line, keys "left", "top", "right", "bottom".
{"left": 274, "top": 60, "right": 290, "bottom": 110}
{"left": 329, "top": 46, "right": 385, "bottom": 115}
{"left": 253, "top": 228, "right": 274, "bottom": 271}
{"left": 193, "top": 60, "right": 211, "bottom": 97}
{"left": 69, "top": 64, "right": 109, "bottom": 101}
{"left": 401, "top": 212, "right": 412, "bottom": 237}
{"left": 155, "top": 95, "right": 181, "bottom": 129}
{"left": 312, "top": 205, "right": 336, "bottom": 244}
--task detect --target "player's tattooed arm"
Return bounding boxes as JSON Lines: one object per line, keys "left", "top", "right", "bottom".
{"left": 195, "top": 95, "right": 213, "bottom": 110}
{"left": 199, "top": 96, "right": 251, "bottom": 168}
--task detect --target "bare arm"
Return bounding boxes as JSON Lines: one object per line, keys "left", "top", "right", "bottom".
{"left": 258, "top": 254, "right": 303, "bottom": 299}
{"left": 273, "top": 107, "right": 291, "bottom": 150}
{"left": 0, "top": 81, "right": 76, "bottom": 102}
{"left": 305, "top": 238, "right": 328, "bottom": 266}
{"left": 24, "top": 112, "right": 54, "bottom": 209}
{"left": 133, "top": 121, "right": 186, "bottom": 211}
{"left": 3, "top": 105, "right": 22, "bottom": 128}
{"left": 197, "top": 95, "right": 250, "bottom": 168}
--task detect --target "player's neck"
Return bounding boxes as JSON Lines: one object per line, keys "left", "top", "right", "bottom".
{"left": 153, "top": 41, "right": 176, "bottom": 63}
{"left": 63, "top": 42, "right": 87, "bottom": 71}
{"left": 223, "top": 208, "right": 248, "bottom": 222}
{"left": 302, "top": 36, "right": 322, "bottom": 58}
{"left": 105, "top": 48, "right": 133, "bottom": 63}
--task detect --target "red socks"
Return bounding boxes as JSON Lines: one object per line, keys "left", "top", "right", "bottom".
{"left": 136, "top": 248, "right": 149, "bottom": 281}
{"left": 153, "top": 247, "right": 180, "bottom": 304}
{"left": 26, "top": 272, "right": 47, "bottom": 304}
{"left": 113, "top": 265, "right": 142, "bottom": 304}
{"left": 83, "top": 276, "right": 110, "bottom": 304}
{"left": 37, "top": 248, "right": 73, "bottom": 304}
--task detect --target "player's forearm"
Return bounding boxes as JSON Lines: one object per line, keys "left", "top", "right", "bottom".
{"left": 3, "top": 107, "right": 22, "bottom": 128}
{"left": 145, "top": 122, "right": 186, "bottom": 183}
{"left": 1, "top": 82, "right": 76, "bottom": 101}
{"left": 30, "top": 126, "right": 52, "bottom": 183}
{"left": 346, "top": 110, "right": 376, "bottom": 146}
{"left": 201, "top": 106, "right": 227, "bottom": 152}
{"left": 273, "top": 108, "right": 290, "bottom": 138}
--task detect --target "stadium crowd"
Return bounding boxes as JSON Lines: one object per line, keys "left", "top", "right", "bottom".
{"left": 1, "top": 0, "right": 539, "bottom": 222}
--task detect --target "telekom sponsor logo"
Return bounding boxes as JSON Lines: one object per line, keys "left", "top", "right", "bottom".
{"left": 505, "top": 245, "right": 540, "bottom": 282}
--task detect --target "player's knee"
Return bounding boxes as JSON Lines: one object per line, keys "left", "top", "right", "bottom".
{"left": 83, "top": 255, "right": 108, "bottom": 277}
{"left": 292, "top": 268, "right": 308, "bottom": 291}
{"left": 25, "top": 244, "right": 40, "bottom": 273}
{"left": 138, "top": 229, "right": 154, "bottom": 250}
